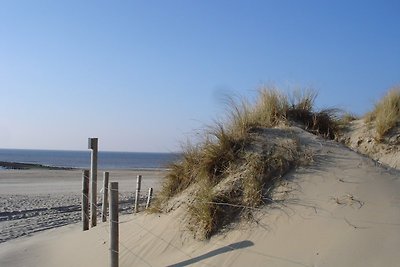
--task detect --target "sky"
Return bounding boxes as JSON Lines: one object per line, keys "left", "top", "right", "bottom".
{"left": 0, "top": 1, "right": 399, "bottom": 152}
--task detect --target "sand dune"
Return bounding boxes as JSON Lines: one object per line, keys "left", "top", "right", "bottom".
{"left": 1, "top": 130, "right": 400, "bottom": 266}
{"left": 340, "top": 119, "right": 400, "bottom": 170}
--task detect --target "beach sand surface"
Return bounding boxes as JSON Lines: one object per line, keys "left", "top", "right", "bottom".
{"left": 1, "top": 131, "right": 400, "bottom": 266}
{"left": 0, "top": 169, "right": 165, "bottom": 243}
{"left": 0, "top": 169, "right": 165, "bottom": 195}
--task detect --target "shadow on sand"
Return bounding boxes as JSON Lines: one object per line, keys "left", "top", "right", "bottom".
{"left": 167, "top": 240, "right": 254, "bottom": 267}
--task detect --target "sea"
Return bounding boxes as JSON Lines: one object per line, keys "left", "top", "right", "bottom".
{"left": 0, "top": 149, "right": 181, "bottom": 170}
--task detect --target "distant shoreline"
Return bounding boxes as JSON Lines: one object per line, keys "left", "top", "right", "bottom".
{"left": 0, "top": 161, "right": 75, "bottom": 170}
{"left": 0, "top": 161, "right": 171, "bottom": 172}
{"left": 0, "top": 149, "right": 179, "bottom": 170}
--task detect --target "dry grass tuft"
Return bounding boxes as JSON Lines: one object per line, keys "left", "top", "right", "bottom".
{"left": 186, "top": 131, "right": 301, "bottom": 239}
{"left": 339, "top": 113, "right": 358, "bottom": 125}
{"left": 253, "top": 88, "right": 289, "bottom": 127}
{"left": 150, "top": 143, "right": 202, "bottom": 212}
{"left": 286, "top": 90, "right": 341, "bottom": 139}
{"left": 187, "top": 182, "right": 243, "bottom": 239}
{"left": 364, "top": 87, "right": 400, "bottom": 141}
{"left": 201, "top": 124, "right": 248, "bottom": 184}
{"left": 241, "top": 153, "right": 265, "bottom": 208}
{"left": 289, "top": 89, "right": 317, "bottom": 112}
{"left": 187, "top": 181, "right": 216, "bottom": 238}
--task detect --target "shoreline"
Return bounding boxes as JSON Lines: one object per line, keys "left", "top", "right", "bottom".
{"left": 0, "top": 161, "right": 74, "bottom": 170}
{"left": 0, "top": 161, "right": 171, "bottom": 172}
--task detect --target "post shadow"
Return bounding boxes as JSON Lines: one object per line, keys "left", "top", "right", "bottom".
{"left": 167, "top": 240, "right": 254, "bottom": 267}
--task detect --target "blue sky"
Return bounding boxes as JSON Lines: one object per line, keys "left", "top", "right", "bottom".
{"left": 0, "top": 1, "right": 399, "bottom": 152}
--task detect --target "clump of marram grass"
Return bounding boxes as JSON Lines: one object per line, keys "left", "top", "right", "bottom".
{"left": 364, "top": 87, "right": 400, "bottom": 141}
{"left": 200, "top": 124, "right": 249, "bottom": 184}
{"left": 339, "top": 113, "right": 358, "bottom": 124}
{"left": 158, "top": 144, "right": 201, "bottom": 198}
{"left": 153, "top": 87, "right": 339, "bottom": 239}
{"left": 252, "top": 89, "right": 289, "bottom": 127}
{"left": 241, "top": 153, "right": 265, "bottom": 208}
{"left": 187, "top": 179, "right": 243, "bottom": 239}
{"left": 186, "top": 131, "right": 301, "bottom": 239}
{"left": 286, "top": 89, "right": 341, "bottom": 139}
{"left": 151, "top": 123, "right": 249, "bottom": 212}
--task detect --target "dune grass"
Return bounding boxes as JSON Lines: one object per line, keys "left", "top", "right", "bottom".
{"left": 339, "top": 113, "right": 358, "bottom": 125}
{"left": 185, "top": 135, "right": 301, "bottom": 239}
{"left": 252, "top": 89, "right": 289, "bottom": 127}
{"left": 153, "top": 87, "right": 340, "bottom": 239}
{"left": 364, "top": 87, "right": 400, "bottom": 141}
{"left": 286, "top": 89, "right": 341, "bottom": 139}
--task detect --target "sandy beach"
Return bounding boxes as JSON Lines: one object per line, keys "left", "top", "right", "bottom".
{"left": 1, "top": 129, "right": 400, "bottom": 266}
{"left": 0, "top": 169, "right": 165, "bottom": 243}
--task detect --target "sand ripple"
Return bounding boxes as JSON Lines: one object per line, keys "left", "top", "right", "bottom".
{"left": 0, "top": 192, "right": 140, "bottom": 243}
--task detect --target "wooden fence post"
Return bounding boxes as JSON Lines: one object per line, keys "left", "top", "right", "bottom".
{"left": 88, "top": 137, "right": 98, "bottom": 227}
{"left": 146, "top": 187, "right": 153, "bottom": 209}
{"left": 109, "top": 182, "right": 119, "bottom": 267}
{"left": 102, "top": 171, "right": 109, "bottom": 222}
{"left": 82, "top": 170, "right": 89, "bottom": 231}
{"left": 134, "top": 175, "right": 142, "bottom": 213}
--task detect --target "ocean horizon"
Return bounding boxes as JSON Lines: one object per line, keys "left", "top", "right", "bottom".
{"left": 0, "top": 148, "right": 181, "bottom": 170}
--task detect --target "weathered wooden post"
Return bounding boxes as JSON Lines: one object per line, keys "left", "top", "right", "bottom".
{"left": 102, "top": 171, "right": 109, "bottom": 222}
{"left": 109, "top": 182, "right": 119, "bottom": 267}
{"left": 88, "top": 137, "right": 98, "bottom": 227}
{"left": 146, "top": 187, "right": 153, "bottom": 209}
{"left": 134, "top": 175, "right": 142, "bottom": 213}
{"left": 82, "top": 170, "right": 90, "bottom": 231}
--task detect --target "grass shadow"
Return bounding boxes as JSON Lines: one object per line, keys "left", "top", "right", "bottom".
{"left": 167, "top": 240, "right": 254, "bottom": 267}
